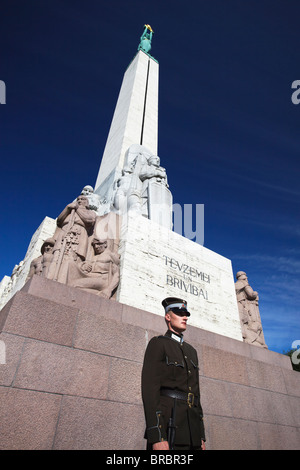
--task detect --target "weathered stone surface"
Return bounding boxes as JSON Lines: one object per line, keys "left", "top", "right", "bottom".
{"left": 0, "top": 332, "right": 25, "bottom": 386}
{"left": 0, "top": 386, "right": 61, "bottom": 450}
{"left": 73, "top": 310, "right": 147, "bottom": 362}
{"left": 0, "top": 291, "right": 78, "bottom": 346}
{"left": 13, "top": 339, "right": 111, "bottom": 399}
{"left": 53, "top": 396, "right": 145, "bottom": 450}
{"left": 22, "top": 274, "right": 123, "bottom": 322}
{"left": 205, "top": 415, "right": 259, "bottom": 450}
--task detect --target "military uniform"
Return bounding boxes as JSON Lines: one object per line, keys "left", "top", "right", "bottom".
{"left": 142, "top": 327, "right": 206, "bottom": 449}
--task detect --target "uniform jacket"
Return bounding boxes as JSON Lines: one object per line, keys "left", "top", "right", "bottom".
{"left": 141, "top": 330, "right": 205, "bottom": 446}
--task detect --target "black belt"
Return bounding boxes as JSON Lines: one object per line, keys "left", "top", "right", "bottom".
{"left": 160, "top": 388, "right": 199, "bottom": 408}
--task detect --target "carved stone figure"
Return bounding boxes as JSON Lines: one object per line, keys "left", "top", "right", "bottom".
{"left": 10, "top": 261, "right": 24, "bottom": 288}
{"left": 27, "top": 238, "right": 55, "bottom": 280}
{"left": 112, "top": 145, "right": 172, "bottom": 228}
{"left": 0, "top": 260, "right": 25, "bottom": 309}
{"left": 235, "top": 271, "right": 268, "bottom": 348}
{"left": 140, "top": 155, "right": 168, "bottom": 187}
{"left": 67, "top": 237, "right": 120, "bottom": 299}
{"left": 140, "top": 154, "right": 172, "bottom": 226}
{"left": 47, "top": 195, "right": 96, "bottom": 283}
{"left": 127, "top": 151, "right": 149, "bottom": 214}
{"left": 81, "top": 185, "right": 101, "bottom": 212}
{"left": 113, "top": 167, "right": 133, "bottom": 213}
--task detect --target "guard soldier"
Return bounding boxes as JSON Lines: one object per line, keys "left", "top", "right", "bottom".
{"left": 141, "top": 297, "right": 206, "bottom": 450}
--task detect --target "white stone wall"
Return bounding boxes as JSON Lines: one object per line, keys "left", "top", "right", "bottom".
{"left": 117, "top": 213, "right": 243, "bottom": 341}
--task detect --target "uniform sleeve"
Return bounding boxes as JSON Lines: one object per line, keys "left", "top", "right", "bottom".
{"left": 141, "top": 337, "right": 168, "bottom": 444}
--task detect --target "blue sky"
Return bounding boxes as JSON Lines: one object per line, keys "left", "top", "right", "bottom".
{"left": 1, "top": 0, "right": 299, "bottom": 353}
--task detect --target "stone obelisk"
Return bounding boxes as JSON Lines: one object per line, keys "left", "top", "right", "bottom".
{"left": 94, "top": 25, "right": 172, "bottom": 230}
{"left": 94, "top": 37, "right": 159, "bottom": 202}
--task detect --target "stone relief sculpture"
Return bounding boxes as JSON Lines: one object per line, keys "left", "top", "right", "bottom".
{"left": 0, "top": 261, "right": 24, "bottom": 310}
{"left": 80, "top": 185, "right": 101, "bottom": 212}
{"left": 27, "top": 238, "right": 55, "bottom": 280}
{"left": 47, "top": 195, "right": 96, "bottom": 283}
{"left": 235, "top": 271, "right": 268, "bottom": 348}
{"left": 113, "top": 167, "right": 133, "bottom": 213}
{"left": 112, "top": 144, "right": 172, "bottom": 229}
{"left": 24, "top": 196, "right": 122, "bottom": 300}
{"left": 140, "top": 154, "right": 172, "bottom": 227}
{"left": 127, "top": 150, "right": 150, "bottom": 215}
{"left": 67, "top": 237, "right": 120, "bottom": 298}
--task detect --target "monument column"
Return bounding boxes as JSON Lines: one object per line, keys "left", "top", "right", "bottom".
{"left": 94, "top": 49, "right": 159, "bottom": 199}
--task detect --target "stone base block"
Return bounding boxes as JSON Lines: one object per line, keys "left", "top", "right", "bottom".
{"left": 0, "top": 276, "right": 299, "bottom": 450}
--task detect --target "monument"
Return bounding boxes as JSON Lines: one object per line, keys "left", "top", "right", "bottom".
{"left": 91, "top": 26, "right": 244, "bottom": 341}
{"left": 0, "top": 24, "right": 253, "bottom": 342}
{"left": 0, "top": 24, "right": 299, "bottom": 452}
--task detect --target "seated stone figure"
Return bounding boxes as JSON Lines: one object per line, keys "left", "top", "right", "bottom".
{"left": 67, "top": 237, "right": 120, "bottom": 299}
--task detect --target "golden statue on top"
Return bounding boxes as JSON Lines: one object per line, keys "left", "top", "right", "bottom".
{"left": 138, "top": 24, "right": 154, "bottom": 54}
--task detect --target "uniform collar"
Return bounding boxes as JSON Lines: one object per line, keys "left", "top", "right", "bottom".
{"left": 165, "top": 329, "right": 184, "bottom": 344}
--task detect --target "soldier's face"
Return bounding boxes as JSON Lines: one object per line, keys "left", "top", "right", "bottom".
{"left": 166, "top": 310, "right": 188, "bottom": 334}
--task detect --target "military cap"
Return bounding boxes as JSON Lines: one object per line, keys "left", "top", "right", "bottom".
{"left": 162, "top": 297, "right": 191, "bottom": 317}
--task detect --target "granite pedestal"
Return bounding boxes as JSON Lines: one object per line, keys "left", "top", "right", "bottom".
{"left": 0, "top": 275, "right": 299, "bottom": 450}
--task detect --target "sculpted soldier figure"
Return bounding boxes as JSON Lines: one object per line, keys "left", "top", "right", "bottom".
{"left": 126, "top": 152, "right": 170, "bottom": 216}
{"left": 141, "top": 297, "right": 206, "bottom": 450}
{"left": 140, "top": 155, "right": 168, "bottom": 188}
